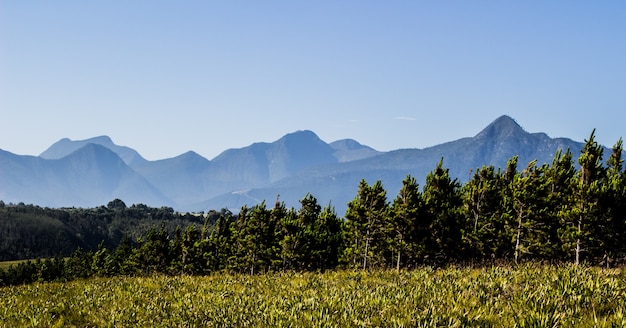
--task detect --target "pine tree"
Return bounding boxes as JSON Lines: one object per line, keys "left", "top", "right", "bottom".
{"left": 422, "top": 159, "right": 463, "bottom": 264}
{"left": 341, "top": 179, "right": 389, "bottom": 269}
{"left": 277, "top": 204, "right": 300, "bottom": 271}
{"left": 180, "top": 224, "right": 203, "bottom": 274}
{"left": 297, "top": 193, "right": 321, "bottom": 270}
{"left": 545, "top": 149, "right": 576, "bottom": 261}
{"left": 498, "top": 156, "right": 519, "bottom": 261}
{"left": 137, "top": 225, "right": 171, "bottom": 274}
{"left": 599, "top": 138, "right": 625, "bottom": 266}
{"left": 462, "top": 165, "right": 506, "bottom": 261}
{"left": 508, "top": 160, "right": 550, "bottom": 263}
{"left": 561, "top": 130, "right": 605, "bottom": 265}
{"left": 206, "top": 213, "right": 233, "bottom": 272}
{"left": 389, "top": 175, "right": 422, "bottom": 269}
{"left": 312, "top": 203, "right": 342, "bottom": 271}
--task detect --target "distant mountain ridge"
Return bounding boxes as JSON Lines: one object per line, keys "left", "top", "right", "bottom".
{"left": 0, "top": 116, "right": 614, "bottom": 214}
{"left": 1, "top": 144, "right": 169, "bottom": 207}
{"left": 40, "top": 135, "right": 148, "bottom": 166}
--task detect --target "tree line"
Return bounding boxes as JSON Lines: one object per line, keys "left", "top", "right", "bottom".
{"left": 0, "top": 200, "right": 217, "bottom": 261}
{"left": 0, "top": 131, "right": 624, "bottom": 286}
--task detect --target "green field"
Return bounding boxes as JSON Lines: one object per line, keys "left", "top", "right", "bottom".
{"left": 1, "top": 264, "right": 626, "bottom": 327}
{"left": 0, "top": 259, "right": 29, "bottom": 271}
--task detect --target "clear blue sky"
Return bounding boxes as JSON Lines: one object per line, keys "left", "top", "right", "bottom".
{"left": 1, "top": 1, "right": 625, "bottom": 160}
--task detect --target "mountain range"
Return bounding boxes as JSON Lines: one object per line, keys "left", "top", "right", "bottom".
{"left": 0, "top": 115, "right": 605, "bottom": 214}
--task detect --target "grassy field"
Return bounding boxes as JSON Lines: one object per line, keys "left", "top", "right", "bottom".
{"left": 1, "top": 264, "right": 626, "bottom": 327}
{"left": 0, "top": 259, "right": 29, "bottom": 271}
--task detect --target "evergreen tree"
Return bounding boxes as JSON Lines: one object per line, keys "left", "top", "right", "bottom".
{"left": 389, "top": 175, "right": 422, "bottom": 269}
{"left": 297, "top": 193, "right": 321, "bottom": 270}
{"left": 496, "top": 156, "right": 519, "bottom": 262}
{"left": 341, "top": 179, "right": 389, "bottom": 269}
{"left": 422, "top": 159, "right": 463, "bottom": 264}
{"left": 599, "top": 138, "right": 626, "bottom": 266}
{"left": 229, "top": 203, "right": 277, "bottom": 274}
{"left": 545, "top": 149, "right": 576, "bottom": 261}
{"left": 277, "top": 204, "right": 301, "bottom": 271}
{"left": 180, "top": 224, "right": 203, "bottom": 274}
{"left": 206, "top": 213, "right": 233, "bottom": 272}
{"left": 91, "top": 242, "right": 111, "bottom": 276}
{"left": 560, "top": 130, "right": 605, "bottom": 265}
{"left": 462, "top": 165, "right": 506, "bottom": 261}
{"left": 277, "top": 194, "right": 340, "bottom": 271}
{"left": 109, "top": 236, "right": 139, "bottom": 275}
{"left": 65, "top": 247, "right": 93, "bottom": 279}
{"left": 312, "top": 203, "right": 342, "bottom": 271}
{"left": 508, "top": 160, "right": 551, "bottom": 263}
{"left": 137, "top": 225, "right": 171, "bottom": 274}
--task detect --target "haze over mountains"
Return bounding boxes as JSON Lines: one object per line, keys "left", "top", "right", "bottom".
{"left": 0, "top": 116, "right": 604, "bottom": 214}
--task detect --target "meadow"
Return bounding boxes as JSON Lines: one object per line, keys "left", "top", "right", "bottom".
{"left": 1, "top": 264, "right": 626, "bottom": 327}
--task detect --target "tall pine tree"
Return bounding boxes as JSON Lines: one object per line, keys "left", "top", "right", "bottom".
{"left": 560, "top": 130, "right": 605, "bottom": 265}
{"left": 341, "top": 179, "right": 389, "bottom": 269}
{"left": 389, "top": 175, "right": 422, "bottom": 269}
{"left": 422, "top": 159, "right": 463, "bottom": 264}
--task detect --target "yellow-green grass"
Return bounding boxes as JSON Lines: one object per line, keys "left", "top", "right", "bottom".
{"left": 1, "top": 264, "right": 626, "bottom": 327}
{"left": 0, "top": 258, "right": 68, "bottom": 271}
{"left": 0, "top": 259, "right": 30, "bottom": 270}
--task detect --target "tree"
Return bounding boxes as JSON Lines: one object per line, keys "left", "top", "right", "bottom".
{"left": 277, "top": 204, "right": 301, "bottom": 271}
{"left": 107, "top": 199, "right": 127, "bottom": 211}
{"left": 508, "top": 160, "right": 551, "bottom": 263}
{"left": 544, "top": 149, "right": 576, "bottom": 261}
{"left": 312, "top": 203, "right": 342, "bottom": 271}
{"left": 342, "top": 179, "right": 389, "bottom": 269}
{"left": 229, "top": 202, "right": 278, "bottom": 274}
{"left": 180, "top": 225, "right": 203, "bottom": 274}
{"left": 560, "top": 130, "right": 605, "bottom": 265}
{"left": 462, "top": 165, "right": 507, "bottom": 261}
{"left": 421, "top": 159, "right": 463, "bottom": 264}
{"left": 389, "top": 175, "right": 422, "bottom": 269}
{"left": 599, "top": 138, "right": 626, "bottom": 266}
{"left": 206, "top": 213, "right": 234, "bottom": 272}
{"left": 137, "top": 225, "right": 171, "bottom": 273}
{"left": 298, "top": 193, "right": 321, "bottom": 267}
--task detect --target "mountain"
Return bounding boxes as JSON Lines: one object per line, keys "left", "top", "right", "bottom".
{"left": 329, "top": 139, "right": 382, "bottom": 162}
{"left": 211, "top": 130, "right": 338, "bottom": 185}
{"left": 133, "top": 151, "right": 212, "bottom": 206}
{"left": 196, "top": 116, "right": 588, "bottom": 214}
{"left": 1, "top": 115, "right": 613, "bottom": 214}
{"left": 1, "top": 144, "right": 170, "bottom": 208}
{"left": 40, "top": 136, "right": 148, "bottom": 166}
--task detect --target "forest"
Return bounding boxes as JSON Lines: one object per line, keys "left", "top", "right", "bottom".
{"left": 0, "top": 131, "right": 625, "bottom": 286}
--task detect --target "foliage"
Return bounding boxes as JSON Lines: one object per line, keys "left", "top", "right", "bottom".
{"left": 0, "top": 201, "right": 206, "bottom": 261}
{"left": 1, "top": 265, "right": 626, "bottom": 327}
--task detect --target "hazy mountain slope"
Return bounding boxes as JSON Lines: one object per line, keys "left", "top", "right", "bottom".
{"left": 1, "top": 144, "right": 171, "bottom": 208}
{"left": 40, "top": 136, "right": 148, "bottom": 167}
{"left": 0, "top": 149, "right": 54, "bottom": 206}
{"left": 3, "top": 115, "right": 617, "bottom": 214}
{"left": 210, "top": 130, "right": 338, "bottom": 186}
{"left": 329, "top": 139, "right": 382, "bottom": 162}
{"left": 196, "top": 116, "right": 589, "bottom": 214}
{"left": 132, "top": 151, "right": 212, "bottom": 206}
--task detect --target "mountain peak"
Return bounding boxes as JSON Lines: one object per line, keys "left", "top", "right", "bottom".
{"left": 86, "top": 135, "right": 114, "bottom": 145}
{"left": 475, "top": 115, "right": 526, "bottom": 140}
{"left": 280, "top": 130, "right": 321, "bottom": 143}
{"left": 40, "top": 135, "right": 147, "bottom": 166}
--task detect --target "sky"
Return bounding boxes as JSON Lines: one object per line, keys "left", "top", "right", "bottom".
{"left": 1, "top": 1, "right": 625, "bottom": 161}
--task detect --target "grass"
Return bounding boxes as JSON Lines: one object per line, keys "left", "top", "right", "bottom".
{"left": 1, "top": 264, "right": 626, "bottom": 327}
{"left": 0, "top": 259, "right": 29, "bottom": 271}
